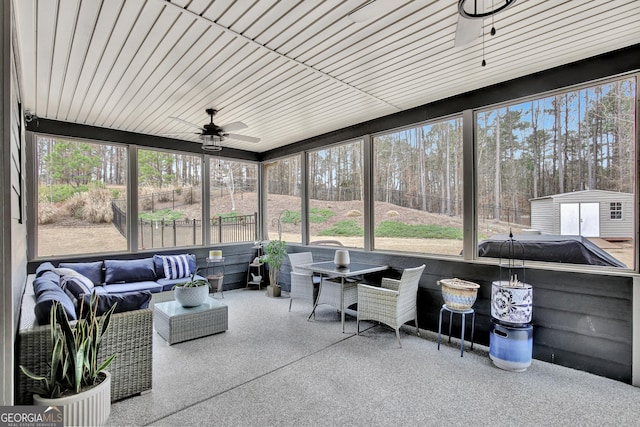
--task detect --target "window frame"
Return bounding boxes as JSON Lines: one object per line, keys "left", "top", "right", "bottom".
{"left": 370, "top": 113, "right": 465, "bottom": 255}
{"left": 306, "top": 138, "right": 365, "bottom": 248}
{"left": 471, "top": 73, "right": 637, "bottom": 270}
{"left": 610, "top": 202, "right": 623, "bottom": 221}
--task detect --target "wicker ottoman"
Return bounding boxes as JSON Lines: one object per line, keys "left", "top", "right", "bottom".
{"left": 154, "top": 297, "right": 228, "bottom": 345}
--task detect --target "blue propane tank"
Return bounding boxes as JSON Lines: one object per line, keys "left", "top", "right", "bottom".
{"left": 489, "top": 319, "right": 533, "bottom": 372}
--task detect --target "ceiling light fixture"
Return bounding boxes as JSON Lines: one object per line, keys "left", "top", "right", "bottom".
{"left": 201, "top": 134, "right": 223, "bottom": 152}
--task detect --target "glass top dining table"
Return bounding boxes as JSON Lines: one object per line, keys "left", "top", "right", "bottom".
{"left": 297, "top": 261, "right": 389, "bottom": 332}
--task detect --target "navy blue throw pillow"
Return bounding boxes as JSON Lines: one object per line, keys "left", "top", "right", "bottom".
{"left": 34, "top": 286, "right": 78, "bottom": 324}
{"left": 35, "top": 262, "right": 56, "bottom": 278}
{"left": 81, "top": 291, "right": 152, "bottom": 316}
{"left": 104, "top": 258, "right": 156, "bottom": 284}
{"left": 32, "top": 276, "right": 62, "bottom": 298}
{"left": 58, "top": 261, "right": 104, "bottom": 286}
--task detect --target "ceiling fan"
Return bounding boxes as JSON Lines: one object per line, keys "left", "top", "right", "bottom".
{"left": 165, "top": 108, "right": 260, "bottom": 151}
{"left": 454, "top": 0, "right": 517, "bottom": 47}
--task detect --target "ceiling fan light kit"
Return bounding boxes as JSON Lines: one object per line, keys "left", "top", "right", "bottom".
{"left": 166, "top": 108, "right": 260, "bottom": 151}
{"left": 201, "top": 134, "right": 223, "bottom": 152}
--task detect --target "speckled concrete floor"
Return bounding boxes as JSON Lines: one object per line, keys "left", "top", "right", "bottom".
{"left": 108, "top": 289, "right": 640, "bottom": 427}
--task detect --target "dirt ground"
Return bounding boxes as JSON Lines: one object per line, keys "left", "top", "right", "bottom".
{"left": 37, "top": 192, "right": 634, "bottom": 268}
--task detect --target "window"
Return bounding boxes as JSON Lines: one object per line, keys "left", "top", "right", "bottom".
{"left": 265, "top": 156, "right": 302, "bottom": 243}
{"left": 36, "top": 136, "right": 127, "bottom": 257}
{"left": 137, "top": 149, "right": 202, "bottom": 249}
{"left": 373, "top": 118, "right": 464, "bottom": 255}
{"left": 610, "top": 202, "right": 622, "bottom": 220}
{"left": 476, "top": 77, "right": 636, "bottom": 268}
{"left": 308, "top": 141, "right": 364, "bottom": 248}
{"left": 209, "top": 158, "right": 258, "bottom": 243}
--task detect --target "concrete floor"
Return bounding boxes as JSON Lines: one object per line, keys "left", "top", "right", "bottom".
{"left": 108, "top": 288, "right": 640, "bottom": 426}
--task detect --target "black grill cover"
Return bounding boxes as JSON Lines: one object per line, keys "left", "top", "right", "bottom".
{"left": 476, "top": 234, "right": 626, "bottom": 268}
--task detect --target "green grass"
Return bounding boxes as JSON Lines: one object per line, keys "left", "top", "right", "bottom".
{"left": 375, "top": 220, "right": 463, "bottom": 239}
{"left": 318, "top": 220, "right": 363, "bottom": 236}
{"left": 139, "top": 209, "right": 184, "bottom": 221}
{"left": 38, "top": 184, "right": 89, "bottom": 203}
{"left": 281, "top": 208, "right": 335, "bottom": 224}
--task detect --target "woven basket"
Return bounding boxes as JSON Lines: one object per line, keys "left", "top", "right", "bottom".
{"left": 437, "top": 278, "right": 480, "bottom": 310}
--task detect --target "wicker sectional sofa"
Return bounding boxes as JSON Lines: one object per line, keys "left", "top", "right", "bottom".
{"left": 16, "top": 254, "right": 206, "bottom": 404}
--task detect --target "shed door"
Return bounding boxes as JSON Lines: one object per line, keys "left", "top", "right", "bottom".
{"left": 560, "top": 202, "right": 600, "bottom": 237}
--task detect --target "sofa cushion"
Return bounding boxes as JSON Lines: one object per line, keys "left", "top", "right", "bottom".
{"left": 34, "top": 286, "right": 77, "bottom": 324}
{"left": 159, "top": 254, "right": 192, "bottom": 280}
{"left": 81, "top": 291, "right": 152, "bottom": 316}
{"left": 104, "top": 258, "right": 156, "bottom": 284}
{"left": 90, "top": 285, "right": 109, "bottom": 295}
{"left": 157, "top": 274, "right": 208, "bottom": 292}
{"left": 61, "top": 273, "right": 95, "bottom": 299}
{"left": 58, "top": 261, "right": 104, "bottom": 286}
{"left": 153, "top": 254, "right": 196, "bottom": 278}
{"left": 103, "top": 281, "right": 163, "bottom": 294}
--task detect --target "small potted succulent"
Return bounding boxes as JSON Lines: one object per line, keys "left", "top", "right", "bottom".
{"left": 173, "top": 268, "right": 211, "bottom": 307}
{"left": 20, "top": 293, "right": 116, "bottom": 427}
{"left": 262, "top": 239, "right": 287, "bottom": 298}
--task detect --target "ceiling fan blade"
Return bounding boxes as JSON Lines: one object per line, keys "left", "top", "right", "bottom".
{"left": 348, "top": 0, "right": 398, "bottom": 23}
{"left": 226, "top": 133, "right": 260, "bottom": 143}
{"left": 454, "top": 14, "right": 483, "bottom": 47}
{"left": 160, "top": 132, "right": 200, "bottom": 136}
{"left": 168, "top": 116, "right": 204, "bottom": 131}
{"left": 220, "top": 121, "right": 248, "bottom": 132}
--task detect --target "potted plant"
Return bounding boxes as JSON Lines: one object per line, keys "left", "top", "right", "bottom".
{"left": 20, "top": 293, "right": 116, "bottom": 427}
{"left": 262, "top": 239, "right": 287, "bottom": 297}
{"left": 173, "top": 267, "right": 211, "bottom": 307}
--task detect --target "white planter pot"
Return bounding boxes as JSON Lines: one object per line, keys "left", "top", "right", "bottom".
{"left": 174, "top": 285, "right": 209, "bottom": 307}
{"left": 33, "top": 371, "right": 111, "bottom": 427}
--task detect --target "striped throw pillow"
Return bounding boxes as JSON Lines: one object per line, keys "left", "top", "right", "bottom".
{"left": 161, "top": 255, "right": 192, "bottom": 280}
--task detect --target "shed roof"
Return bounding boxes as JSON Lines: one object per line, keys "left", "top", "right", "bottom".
{"left": 529, "top": 190, "right": 633, "bottom": 202}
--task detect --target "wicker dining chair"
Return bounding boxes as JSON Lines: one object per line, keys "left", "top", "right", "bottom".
{"left": 356, "top": 264, "right": 426, "bottom": 347}
{"left": 312, "top": 276, "right": 358, "bottom": 318}
{"left": 288, "top": 252, "right": 320, "bottom": 312}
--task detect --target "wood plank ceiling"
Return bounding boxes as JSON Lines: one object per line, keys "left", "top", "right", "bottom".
{"left": 12, "top": 0, "right": 640, "bottom": 153}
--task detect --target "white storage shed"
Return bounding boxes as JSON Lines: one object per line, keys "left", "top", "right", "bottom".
{"left": 529, "top": 190, "right": 633, "bottom": 240}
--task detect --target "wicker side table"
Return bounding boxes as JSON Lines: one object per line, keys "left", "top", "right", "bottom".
{"left": 154, "top": 297, "right": 228, "bottom": 345}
